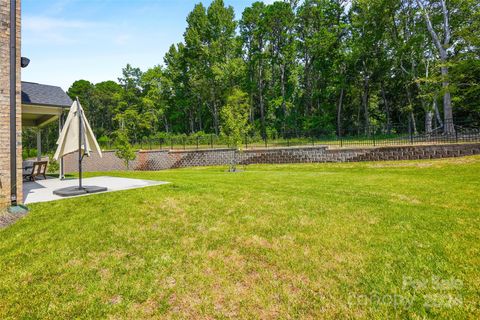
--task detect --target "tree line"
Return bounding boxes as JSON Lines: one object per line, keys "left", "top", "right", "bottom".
{"left": 29, "top": 0, "right": 479, "bottom": 153}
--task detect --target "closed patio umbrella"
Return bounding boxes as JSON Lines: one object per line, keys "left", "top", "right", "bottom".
{"left": 53, "top": 98, "right": 107, "bottom": 196}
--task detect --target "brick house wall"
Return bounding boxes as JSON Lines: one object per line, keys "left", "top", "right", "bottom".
{"left": 64, "top": 143, "right": 480, "bottom": 173}
{"left": 0, "top": 0, "right": 22, "bottom": 208}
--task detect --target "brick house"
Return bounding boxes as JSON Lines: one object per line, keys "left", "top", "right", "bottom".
{"left": 0, "top": 0, "right": 21, "bottom": 209}
{"left": 1, "top": 0, "right": 71, "bottom": 209}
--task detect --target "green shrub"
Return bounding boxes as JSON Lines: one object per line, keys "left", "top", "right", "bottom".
{"left": 114, "top": 130, "right": 137, "bottom": 169}
{"left": 97, "top": 135, "right": 111, "bottom": 149}
{"left": 47, "top": 155, "right": 59, "bottom": 174}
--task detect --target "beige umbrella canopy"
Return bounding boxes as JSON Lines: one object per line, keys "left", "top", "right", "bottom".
{"left": 54, "top": 99, "right": 102, "bottom": 161}
{"left": 53, "top": 98, "right": 106, "bottom": 196}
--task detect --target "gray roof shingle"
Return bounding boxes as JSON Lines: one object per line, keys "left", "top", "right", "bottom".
{"left": 21, "top": 81, "right": 72, "bottom": 108}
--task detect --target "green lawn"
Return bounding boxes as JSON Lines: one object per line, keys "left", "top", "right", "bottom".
{"left": 1, "top": 157, "right": 479, "bottom": 319}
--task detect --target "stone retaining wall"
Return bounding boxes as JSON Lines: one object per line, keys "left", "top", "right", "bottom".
{"left": 63, "top": 143, "right": 480, "bottom": 173}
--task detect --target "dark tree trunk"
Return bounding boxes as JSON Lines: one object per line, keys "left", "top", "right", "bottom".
{"left": 425, "top": 111, "right": 433, "bottom": 134}
{"left": 433, "top": 95, "right": 443, "bottom": 127}
{"left": 259, "top": 58, "right": 266, "bottom": 139}
{"left": 417, "top": 0, "right": 454, "bottom": 134}
{"left": 197, "top": 96, "right": 203, "bottom": 132}
{"left": 441, "top": 65, "right": 454, "bottom": 134}
{"left": 280, "top": 63, "right": 287, "bottom": 136}
{"left": 362, "top": 74, "right": 370, "bottom": 134}
{"left": 212, "top": 101, "right": 219, "bottom": 135}
{"left": 381, "top": 82, "right": 391, "bottom": 134}
{"left": 189, "top": 109, "right": 194, "bottom": 134}
{"left": 209, "top": 86, "right": 220, "bottom": 135}
{"left": 405, "top": 85, "right": 418, "bottom": 135}
{"left": 337, "top": 87, "right": 344, "bottom": 136}
{"left": 410, "top": 112, "right": 418, "bottom": 135}
{"left": 163, "top": 116, "right": 169, "bottom": 134}
{"left": 249, "top": 67, "right": 254, "bottom": 125}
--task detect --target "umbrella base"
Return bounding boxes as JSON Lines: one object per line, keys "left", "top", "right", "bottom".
{"left": 53, "top": 186, "right": 107, "bottom": 197}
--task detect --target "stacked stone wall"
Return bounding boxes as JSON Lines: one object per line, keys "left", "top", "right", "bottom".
{"left": 64, "top": 143, "right": 480, "bottom": 173}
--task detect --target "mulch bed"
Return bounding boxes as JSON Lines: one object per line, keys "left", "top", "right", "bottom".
{"left": 0, "top": 209, "right": 28, "bottom": 229}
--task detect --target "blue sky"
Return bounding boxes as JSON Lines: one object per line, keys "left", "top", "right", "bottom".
{"left": 22, "top": 0, "right": 277, "bottom": 90}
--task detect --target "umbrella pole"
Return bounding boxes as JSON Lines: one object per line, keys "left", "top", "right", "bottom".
{"left": 78, "top": 98, "right": 83, "bottom": 190}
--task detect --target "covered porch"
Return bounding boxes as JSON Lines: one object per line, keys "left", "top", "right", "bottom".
{"left": 21, "top": 81, "right": 72, "bottom": 161}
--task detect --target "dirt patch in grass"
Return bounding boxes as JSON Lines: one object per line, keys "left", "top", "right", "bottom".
{"left": 390, "top": 193, "right": 422, "bottom": 205}
{"left": 0, "top": 209, "right": 28, "bottom": 229}
{"left": 368, "top": 156, "right": 479, "bottom": 168}
{"left": 369, "top": 161, "right": 436, "bottom": 168}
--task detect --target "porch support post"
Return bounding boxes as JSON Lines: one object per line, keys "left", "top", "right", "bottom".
{"left": 36, "top": 128, "right": 42, "bottom": 161}
{"left": 59, "top": 114, "right": 65, "bottom": 180}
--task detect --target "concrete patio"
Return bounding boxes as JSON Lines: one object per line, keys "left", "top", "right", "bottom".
{"left": 23, "top": 176, "right": 169, "bottom": 204}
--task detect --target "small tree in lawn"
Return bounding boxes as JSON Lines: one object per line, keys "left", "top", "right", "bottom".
{"left": 220, "top": 88, "right": 251, "bottom": 172}
{"left": 114, "top": 129, "right": 136, "bottom": 169}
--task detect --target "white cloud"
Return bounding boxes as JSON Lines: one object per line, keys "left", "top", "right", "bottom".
{"left": 23, "top": 15, "right": 95, "bottom": 32}
{"left": 113, "top": 34, "right": 132, "bottom": 46}
{"left": 22, "top": 15, "right": 103, "bottom": 45}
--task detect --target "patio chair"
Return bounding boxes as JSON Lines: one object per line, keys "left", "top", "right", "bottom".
{"left": 23, "top": 161, "right": 48, "bottom": 182}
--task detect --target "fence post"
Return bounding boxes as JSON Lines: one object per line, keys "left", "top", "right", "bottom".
{"left": 372, "top": 126, "right": 376, "bottom": 147}
{"left": 170, "top": 138, "right": 173, "bottom": 150}
{"left": 455, "top": 127, "right": 458, "bottom": 143}
{"left": 211, "top": 134, "right": 214, "bottom": 149}
{"left": 264, "top": 136, "right": 267, "bottom": 148}
{"left": 183, "top": 137, "right": 186, "bottom": 150}
{"left": 408, "top": 119, "right": 413, "bottom": 145}
{"left": 196, "top": 136, "right": 199, "bottom": 150}
{"left": 160, "top": 138, "right": 163, "bottom": 150}
{"left": 245, "top": 134, "right": 248, "bottom": 150}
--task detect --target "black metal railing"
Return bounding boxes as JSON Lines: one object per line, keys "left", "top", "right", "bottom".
{"left": 26, "top": 120, "right": 480, "bottom": 156}
{"left": 117, "top": 120, "right": 480, "bottom": 151}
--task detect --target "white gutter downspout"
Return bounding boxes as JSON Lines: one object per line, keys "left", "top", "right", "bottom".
{"left": 10, "top": 0, "right": 18, "bottom": 206}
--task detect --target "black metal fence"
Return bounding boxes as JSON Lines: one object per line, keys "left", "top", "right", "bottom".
{"left": 27, "top": 120, "right": 480, "bottom": 157}
{"left": 118, "top": 120, "right": 480, "bottom": 151}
